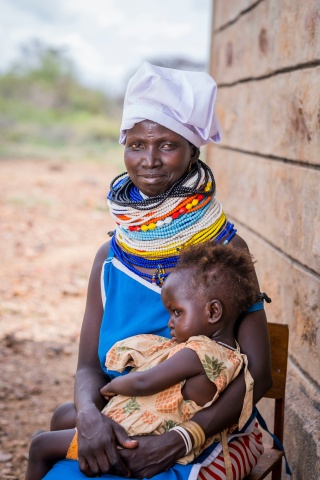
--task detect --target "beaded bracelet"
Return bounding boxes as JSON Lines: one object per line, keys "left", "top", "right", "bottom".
{"left": 170, "top": 426, "right": 193, "bottom": 455}
{"left": 181, "top": 421, "right": 206, "bottom": 450}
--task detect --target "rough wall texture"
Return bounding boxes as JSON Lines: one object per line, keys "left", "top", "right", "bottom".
{"left": 208, "top": 1, "right": 320, "bottom": 478}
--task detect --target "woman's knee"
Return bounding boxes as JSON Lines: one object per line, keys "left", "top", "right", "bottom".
{"left": 50, "top": 402, "right": 76, "bottom": 431}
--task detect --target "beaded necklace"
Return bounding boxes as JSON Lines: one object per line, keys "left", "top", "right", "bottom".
{"left": 107, "top": 160, "right": 236, "bottom": 286}
{"left": 108, "top": 159, "right": 215, "bottom": 211}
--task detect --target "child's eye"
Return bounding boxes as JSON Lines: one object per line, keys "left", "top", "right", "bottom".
{"left": 174, "top": 310, "right": 181, "bottom": 316}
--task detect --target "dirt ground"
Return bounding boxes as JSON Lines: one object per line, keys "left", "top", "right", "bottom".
{"left": 0, "top": 157, "right": 119, "bottom": 479}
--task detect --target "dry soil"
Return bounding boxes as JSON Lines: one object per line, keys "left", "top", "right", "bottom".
{"left": 0, "top": 157, "right": 118, "bottom": 479}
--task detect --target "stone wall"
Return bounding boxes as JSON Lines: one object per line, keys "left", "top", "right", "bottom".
{"left": 207, "top": 1, "right": 320, "bottom": 478}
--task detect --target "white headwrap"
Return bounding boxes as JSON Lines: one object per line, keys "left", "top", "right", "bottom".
{"left": 119, "top": 62, "right": 222, "bottom": 148}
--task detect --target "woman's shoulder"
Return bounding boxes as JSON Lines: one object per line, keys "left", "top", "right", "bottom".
{"left": 95, "top": 240, "right": 112, "bottom": 262}
{"left": 91, "top": 240, "right": 112, "bottom": 272}
{"left": 230, "top": 233, "right": 249, "bottom": 252}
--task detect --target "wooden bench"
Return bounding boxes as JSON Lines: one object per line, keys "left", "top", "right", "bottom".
{"left": 245, "top": 322, "right": 289, "bottom": 480}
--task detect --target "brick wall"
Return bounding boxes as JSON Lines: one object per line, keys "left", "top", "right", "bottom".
{"left": 207, "top": 1, "right": 320, "bottom": 478}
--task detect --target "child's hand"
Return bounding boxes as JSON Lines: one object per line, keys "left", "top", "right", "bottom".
{"left": 100, "top": 384, "right": 117, "bottom": 400}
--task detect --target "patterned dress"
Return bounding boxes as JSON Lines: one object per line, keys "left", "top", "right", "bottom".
{"left": 102, "top": 334, "right": 254, "bottom": 464}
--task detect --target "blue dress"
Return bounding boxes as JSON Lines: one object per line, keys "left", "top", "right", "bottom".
{"left": 43, "top": 247, "right": 253, "bottom": 480}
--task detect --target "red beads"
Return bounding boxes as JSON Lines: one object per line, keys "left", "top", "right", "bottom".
{"left": 127, "top": 194, "right": 206, "bottom": 232}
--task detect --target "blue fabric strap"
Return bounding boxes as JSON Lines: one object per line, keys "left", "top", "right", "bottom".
{"left": 244, "top": 301, "right": 264, "bottom": 313}
{"left": 255, "top": 408, "right": 292, "bottom": 476}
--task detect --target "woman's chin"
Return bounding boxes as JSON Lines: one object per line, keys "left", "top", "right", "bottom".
{"left": 139, "top": 184, "right": 168, "bottom": 197}
{"left": 134, "top": 175, "right": 171, "bottom": 197}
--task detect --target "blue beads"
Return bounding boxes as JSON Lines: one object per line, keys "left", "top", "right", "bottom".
{"left": 216, "top": 222, "right": 235, "bottom": 243}
{"left": 111, "top": 236, "right": 178, "bottom": 269}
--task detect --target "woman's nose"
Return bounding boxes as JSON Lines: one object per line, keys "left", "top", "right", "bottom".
{"left": 142, "top": 148, "right": 161, "bottom": 168}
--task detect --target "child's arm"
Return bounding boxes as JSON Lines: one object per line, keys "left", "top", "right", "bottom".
{"left": 100, "top": 348, "right": 217, "bottom": 404}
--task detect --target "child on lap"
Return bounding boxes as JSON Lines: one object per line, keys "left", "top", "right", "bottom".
{"left": 25, "top": 243, "right": 258, "bottom": 480}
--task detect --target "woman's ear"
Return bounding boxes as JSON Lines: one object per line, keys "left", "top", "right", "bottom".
{"left": 190, "top": 145, "right": 200, "bottom": 163}
{"left": 207, "top": 300, "right": 223, "bottom": 324}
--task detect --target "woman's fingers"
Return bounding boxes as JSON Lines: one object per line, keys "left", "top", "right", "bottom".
{"left": 120, "top": 431, "right": 185, "bottom": 478}
{"left": 105, "top": 442, "right": 131, "bottom": 477}
{"left": 78, "top": 454, "right": 102, "bottom": 477}
{"left": 79, "top": 448, "right": 116, "bottom": 476}
{"left": 77, "top": 413, "right": 137, "bottom": 476}
{"left": 105, "top": 422, "right": 138, "bottom": 475}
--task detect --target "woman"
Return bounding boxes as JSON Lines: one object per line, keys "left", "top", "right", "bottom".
{"left": 43, "top": 62, "right": 272, "bottom": 480}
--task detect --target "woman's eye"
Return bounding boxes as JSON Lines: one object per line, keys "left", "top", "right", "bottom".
{"left": 130, "top": 142, "right": 143, "bottom": 150}
{"left": 161, "top": 142, "right": 176, "bottom": 150}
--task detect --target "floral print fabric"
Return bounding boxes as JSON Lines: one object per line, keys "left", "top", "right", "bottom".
{"left": 102, "top": 334, "right": 253, "bottom": 464}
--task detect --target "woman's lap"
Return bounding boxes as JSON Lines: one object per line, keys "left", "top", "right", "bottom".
{"left": 42, "top": 459, "right": 191, "bottom": 480}
{"left": 42, "top": 424, "right": 263, "bottom": 480}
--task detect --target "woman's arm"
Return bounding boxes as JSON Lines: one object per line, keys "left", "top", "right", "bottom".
{"left": 101, "top": 348, "right": 217, "bottom": 404}
{"left": 231, "top": 234, "right": 273, "bottom": 400}
{"left": 189, "top": 309, "right": 272, "bottom": 436}
{"left": 74, "top": 241, "right": 138, "bottom": 477}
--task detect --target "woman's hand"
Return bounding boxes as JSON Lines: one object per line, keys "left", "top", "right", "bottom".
{"left": 76, "top": 405, "right": 138, "bottom": 477}
{"left": 120, "top": 430, "right": 186, "bottom": 478}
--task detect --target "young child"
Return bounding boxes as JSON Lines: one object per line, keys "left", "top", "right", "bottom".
{"left": 25, "top": 243, "right": 259, "bottom": 480}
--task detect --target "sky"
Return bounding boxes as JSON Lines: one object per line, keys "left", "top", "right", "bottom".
{"left": 0, "top": 0, "right": 212, "bottom": 95}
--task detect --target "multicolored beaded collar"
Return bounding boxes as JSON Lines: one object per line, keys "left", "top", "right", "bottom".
{"left": 107, "top": 160, "right": 236, "bottom": 286}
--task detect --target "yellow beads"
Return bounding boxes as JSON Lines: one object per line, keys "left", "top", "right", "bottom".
{"left": 186, "top": 203, "right": 193, "bottom": 210}
{"left": 204, "top": 181, "right": 212, "bottom": 193}
{"left": 141, "top": 221, "right": 165, "bottom": 231}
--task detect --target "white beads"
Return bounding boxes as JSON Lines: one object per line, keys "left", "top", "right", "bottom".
{"left": 117, "top": 200, "right": 223, "bottom": 253}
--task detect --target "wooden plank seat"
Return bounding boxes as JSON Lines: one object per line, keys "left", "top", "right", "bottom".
{"left": 245, "top": 323, "right": 289, "bottom": 480}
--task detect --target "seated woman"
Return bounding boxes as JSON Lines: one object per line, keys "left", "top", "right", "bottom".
{"left": 40, "top": 62, "right": 272, "bottom": 480}
{"left": 26, "top": 244, "right": 259, "bottom": 480}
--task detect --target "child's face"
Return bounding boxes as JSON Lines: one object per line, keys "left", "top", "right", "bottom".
{"left": 161, "top": 272, "right": 212, "bottom": 343}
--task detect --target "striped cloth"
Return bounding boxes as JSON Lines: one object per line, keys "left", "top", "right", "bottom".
{"left": 198, "top": 421, "right": 263, "bottom": 480}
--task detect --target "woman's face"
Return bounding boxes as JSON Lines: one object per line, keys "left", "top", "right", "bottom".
{"left": 124, "top": 120, "right": 199, "bottom": 197}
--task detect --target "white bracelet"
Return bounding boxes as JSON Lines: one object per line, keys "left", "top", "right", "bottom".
{"left": 170, "top": 426, "right": 192, "bottom": 455}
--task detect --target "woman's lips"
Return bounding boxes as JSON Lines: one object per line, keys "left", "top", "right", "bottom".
{"left": 138, "top": 174, "right": 165, "bottom": 182}
{"left": 139, "top": 174, "right": 164, "bottom": 178}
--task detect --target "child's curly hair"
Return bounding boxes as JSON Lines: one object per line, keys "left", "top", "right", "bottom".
{"left": 175, "top": 243, "right": 259, "bottom": 317}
